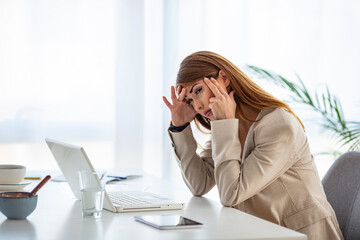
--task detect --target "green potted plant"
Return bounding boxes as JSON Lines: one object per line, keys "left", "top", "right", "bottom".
{"left": 246, "top": 65, "right": 360, "bottom": 156}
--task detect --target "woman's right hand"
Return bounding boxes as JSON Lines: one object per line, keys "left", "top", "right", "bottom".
{"left": 162, "top": 86, "right": 197, "bottom": 126}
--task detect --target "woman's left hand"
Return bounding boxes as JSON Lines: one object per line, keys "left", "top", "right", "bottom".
{"left": 204, "top": 77, "right": 237, "bottom": 120}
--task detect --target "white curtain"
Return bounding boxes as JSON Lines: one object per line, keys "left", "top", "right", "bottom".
{"left": 1, "top": 0, "right": 359, "bottom": 181}
{"left": 0, "top": 0, "right": 117, "bottom": 170}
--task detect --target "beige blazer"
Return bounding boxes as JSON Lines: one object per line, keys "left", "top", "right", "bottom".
{"left": 168, "top": 107, "right": 343, "bottom": 240}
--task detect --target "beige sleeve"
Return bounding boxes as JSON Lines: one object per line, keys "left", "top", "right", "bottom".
{"left": 168, "top": 124, "right": 215, "bottom": 196}
{"left": 211, "top": 115, "right": 298, "bottom": 207}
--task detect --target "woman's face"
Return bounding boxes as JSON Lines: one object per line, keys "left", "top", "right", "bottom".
{"left": 180, "top": 77, "right": 228, "bottom": 121}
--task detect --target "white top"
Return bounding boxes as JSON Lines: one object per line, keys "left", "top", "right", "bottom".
{"left": 0, "top": 172, "right": 306, "bottom": 240}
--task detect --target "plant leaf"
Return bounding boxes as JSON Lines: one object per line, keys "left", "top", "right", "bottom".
{"left": 246, "top": 65, "right": 360, "bottom": 154}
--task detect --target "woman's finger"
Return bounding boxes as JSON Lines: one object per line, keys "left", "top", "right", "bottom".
{"left": 210, "top": 77, "right": 227, "bottom": 95}
{"left": 178, "top": 87, "right": 186, "bottom": 101}
{"left": 170, "top": 86, "right": 177, "bottom": 102}
{"left": 176, "top": 85, "right": 182, "bottom": 97}
{"left": 209, "top": 102, "right": 214, "bottom": 110}
{"left": 208, "top": 102, "right": 218, "bottom": 119}
{"left": 162, "top": 96, "right": 173, "bottom": 109}
{"left": 229, "top": 91, "right": 235, "bottom": 102}
{"left": 204, "top": 78, "right": 222, "bottom": 97}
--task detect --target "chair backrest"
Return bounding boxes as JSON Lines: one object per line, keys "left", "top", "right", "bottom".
{"left": 322, "top": 151, "right": 360, "bottom": 240}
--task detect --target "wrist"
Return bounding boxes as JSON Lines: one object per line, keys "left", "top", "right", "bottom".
{"left": 169, "top": 121, "right": 189, "bottom": 132}
{"left": 170, "top": 120, "right": 185, "bottom": 127}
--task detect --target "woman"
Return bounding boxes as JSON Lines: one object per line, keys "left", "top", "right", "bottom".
{"left": 162, "top": 51, "right": 343, "bottom": 240}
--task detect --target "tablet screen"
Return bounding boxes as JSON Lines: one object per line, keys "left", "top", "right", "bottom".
{"left": 135, "top": 214, "right": 203, "bottom": 230}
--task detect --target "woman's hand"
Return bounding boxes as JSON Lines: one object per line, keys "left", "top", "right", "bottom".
{"left": 163, "top": 85, "right": 197, "bottom": 126}
{"left": 204, "top": 77, "right": 237, "bottom": 120}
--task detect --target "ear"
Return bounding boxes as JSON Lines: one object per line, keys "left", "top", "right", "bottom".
{"left": 218, "top": 70, "right": 230, "bottom": 87}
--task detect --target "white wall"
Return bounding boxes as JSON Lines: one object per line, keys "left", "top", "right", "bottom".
{"left": 0, "top": 0, "right": 359, "bottom": 185}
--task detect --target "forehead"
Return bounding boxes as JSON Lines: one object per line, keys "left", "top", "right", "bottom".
{"left": 177, "top": 79, "right": 202, "bottom": 91}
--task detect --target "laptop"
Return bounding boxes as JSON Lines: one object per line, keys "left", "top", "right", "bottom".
{"left": 45, "top": 138, "right": 184, "bottom": 213}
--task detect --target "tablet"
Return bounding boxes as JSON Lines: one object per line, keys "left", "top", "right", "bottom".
{"left": 134, "top": 214, "right": 203, "bottom": 230}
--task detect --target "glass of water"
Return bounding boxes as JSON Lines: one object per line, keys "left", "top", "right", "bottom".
{"left": 78, "top": 170, "right": 107, "bottom": 218}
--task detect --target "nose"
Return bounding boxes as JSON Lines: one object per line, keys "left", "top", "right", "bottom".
{"left": 193, "top": 99, "right": 203, "bottom": 112}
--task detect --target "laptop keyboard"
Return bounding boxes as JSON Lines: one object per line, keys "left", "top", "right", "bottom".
{"left": 108, "top": 192, "right": 152, "bottom": 206}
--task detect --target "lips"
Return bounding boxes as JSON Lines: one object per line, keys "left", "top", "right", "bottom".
{"left": 204, "top": 109, "right": 212, "bottom": 117}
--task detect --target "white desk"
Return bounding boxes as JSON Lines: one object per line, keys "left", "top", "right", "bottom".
{"left": 0, "top": 172, "right": 307, "bottom": 240}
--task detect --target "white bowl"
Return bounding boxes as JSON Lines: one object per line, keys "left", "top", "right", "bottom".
{"left": 0, "top": 165, "right": 26, "bottom": 184}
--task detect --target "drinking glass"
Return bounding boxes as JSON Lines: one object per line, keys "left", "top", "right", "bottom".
{"left": 78, "top": 170, "right": 107, "bottom": 218}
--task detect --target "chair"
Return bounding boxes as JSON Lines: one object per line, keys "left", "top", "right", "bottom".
{"left": 322, "top": 151, "right": 360, "bottom": 240}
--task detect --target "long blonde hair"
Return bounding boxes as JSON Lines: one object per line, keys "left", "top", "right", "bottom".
{"left": 176, "top": 51, "right": 304, "bottom": 130}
